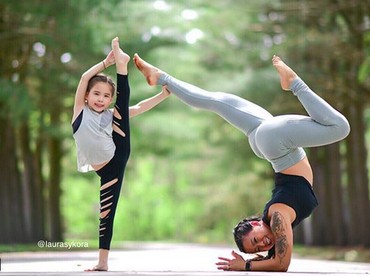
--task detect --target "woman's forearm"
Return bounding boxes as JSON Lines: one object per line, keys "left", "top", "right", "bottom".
{"left": 248, "top": 257, "right": 289, "bottom": 272}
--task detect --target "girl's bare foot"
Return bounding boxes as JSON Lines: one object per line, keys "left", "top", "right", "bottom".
{"left": 133, "top": 53, "right": 162, "bottom": 86}
{"left": 272, "top": 55, "right": 298, "bottom": 91}
{"left": 84, "top": 265, "right": 108, "bottom": 272}
{"left": 84, "top": 249, "right": 109, "bottom": 272}
{"left": 112, "top": 37, "right": 130, "bottom": 64}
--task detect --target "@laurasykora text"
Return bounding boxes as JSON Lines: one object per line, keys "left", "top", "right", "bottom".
{"left": 37, "top": 240, "right": 89, "bottom": 249}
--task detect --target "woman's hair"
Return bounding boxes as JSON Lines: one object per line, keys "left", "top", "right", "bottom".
{"left": 86, "top": 74, "right": 116, "bottom": 96}
{"left": 233, "top": 215, "right": 262, "bottom": 253}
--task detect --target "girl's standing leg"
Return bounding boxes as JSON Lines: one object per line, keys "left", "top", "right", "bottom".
{"left": 97, "top": 74, "right": 131, "bottom": 250}
{"left": 86, "top": 38, "right": 131, "bottom": 272}
{"left": 90, "top": 73, "right": 131, "bottom": 271}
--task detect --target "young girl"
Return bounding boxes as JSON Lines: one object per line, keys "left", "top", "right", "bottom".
{"left": 133, "top": 54, "right": 350, "bottom": 272}
{"left": 72, "top": 37, "right": 170, "bottom": 271}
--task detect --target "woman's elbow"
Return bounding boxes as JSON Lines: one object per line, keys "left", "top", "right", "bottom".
{"left": 274, "top": 259, "right": 290, "bottom": 272}
{"left": 275, "top": 263, "right": 290, "bottom": 272}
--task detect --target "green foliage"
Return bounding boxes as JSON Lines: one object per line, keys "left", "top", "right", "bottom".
{"left": 62, "top": 175, "right": 99, "bottom": 239}
{"left": 0, "top": 78, "right": 31, "bottom": 123}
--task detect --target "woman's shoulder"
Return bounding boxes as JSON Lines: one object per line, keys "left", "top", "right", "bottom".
{"left": 268, "top": 203, "right": 296, "bottom": 222}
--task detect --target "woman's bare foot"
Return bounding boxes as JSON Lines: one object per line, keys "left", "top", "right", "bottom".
{"left": 272, "top": 55, "right": 298, "bottom": 91}
{"left": 133, "top": 53, "right": 162, "bottom": 86}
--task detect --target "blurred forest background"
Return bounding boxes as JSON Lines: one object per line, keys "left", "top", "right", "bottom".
{"left": 1, "top": 0, "right": 369, "bottom": 251}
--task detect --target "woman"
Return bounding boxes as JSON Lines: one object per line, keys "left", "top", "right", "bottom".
{"left": 133, "top": 54, "right": 350, "bottom": 272}
{"left": 72, "top": 38, "right": 170, "bottom": 271}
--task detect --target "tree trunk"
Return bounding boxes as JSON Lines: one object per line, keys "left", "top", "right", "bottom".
{"left": 18, "top": 122, "right": 46, "bottom": 241}
{"left": 18, "top": 122, "right": 35, "bottom": 241}
{"left": 344, "top": 100, "right": 370, "bottom": 246}
{"left": 48, "top": 110, "right": 63, "bottom": 241}
{"left": 325, "top": 143, "right": 346, "bottom": 245}
{"left": 310, "top": 147, "right": 329, "bottom": 245}
{"left": 34, "top": 134, "right": 46, "bottom": 239}
{"left": 0, "top": 118, "right": 25, "bottom": 243}
{"left": 309, "top": 144, "right": 347, "bottom": 246}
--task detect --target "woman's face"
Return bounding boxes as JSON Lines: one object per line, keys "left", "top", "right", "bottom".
{"left": 242, "top": 221, "right": 275, "bottom": 253}
{"left": 85, "top": 82, "right": 113, "bottom": 113}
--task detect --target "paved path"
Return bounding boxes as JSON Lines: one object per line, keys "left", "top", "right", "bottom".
{"left": 1, "top": 242, "right": 369, "bottom": 275}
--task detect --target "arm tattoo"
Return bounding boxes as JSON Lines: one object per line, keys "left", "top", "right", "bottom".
{"left": 271, "top": 211, "right": 288, "bottom": 263}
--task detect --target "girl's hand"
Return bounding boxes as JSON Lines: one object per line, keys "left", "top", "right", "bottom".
{"left": 216, "top": 250, "right": 247, "bottom": 271}
{"left": 161, "top": 86, "right": 171, "bottom": 96}
{"left": 103, "top": 50, "right": 115, "bottom": 68}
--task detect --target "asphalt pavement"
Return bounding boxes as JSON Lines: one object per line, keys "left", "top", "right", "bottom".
{"left": 1, "top": 242, "right": 369, "bottom": 276}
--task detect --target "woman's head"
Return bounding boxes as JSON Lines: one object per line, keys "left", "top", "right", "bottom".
{"left": 233, "top": 215, "right": 274, "bottom": 253}
{"left": 85, "top": 74, "right": 116, "bottom": 113}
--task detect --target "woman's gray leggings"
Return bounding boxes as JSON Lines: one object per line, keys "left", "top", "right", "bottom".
{"left": 158, "top": 74, "right": 350, "bottom": 172}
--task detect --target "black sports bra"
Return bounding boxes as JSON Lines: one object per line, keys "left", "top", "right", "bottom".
{"left": 262, "top": 173, "right": 318, "bottom": 228}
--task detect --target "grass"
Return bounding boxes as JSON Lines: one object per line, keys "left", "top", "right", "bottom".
{"left": 293, "top": 245, "right": 370, "bottom": 263}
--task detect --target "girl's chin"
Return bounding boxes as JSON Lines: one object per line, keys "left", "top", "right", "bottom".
{"left": 90, "top": 106, "right": 105, "bottom": 113}
{"left": 93, "top": 105, "right": 105, "bottom": 111}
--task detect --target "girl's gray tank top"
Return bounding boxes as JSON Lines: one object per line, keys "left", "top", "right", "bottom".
{"left": 73, "top": 105, "right": 115, "bottom": 172}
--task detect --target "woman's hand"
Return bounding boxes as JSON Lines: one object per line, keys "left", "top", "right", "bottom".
{"left": 216, "top": 250, "right": 247, "bottom": 271}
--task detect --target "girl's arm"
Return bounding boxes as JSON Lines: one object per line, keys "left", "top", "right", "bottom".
{"left": 129, "top": 87, "right": 170, "bottom": 118}
{"left": 72, "top": 51, "right": 115, "bottom": 122}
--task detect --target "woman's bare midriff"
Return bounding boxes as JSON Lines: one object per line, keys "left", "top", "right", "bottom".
{"left": 280, "top": 157, "right": 313, "bottom": 185}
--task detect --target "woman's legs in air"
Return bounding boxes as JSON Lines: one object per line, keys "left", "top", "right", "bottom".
{"left": 133, "top": 53, "right": 350, "bottom": 173}
{"left": 253, "top": 56, "right": 350, "bottom": 171}
{"left": 133, "top": 54, "right": 273, "bottom": 137}
{"left": 260, "top": 56, "right": 350, "bottom": 148}
{"left": 274, "top": 55, "right": 350, "bottom": 146}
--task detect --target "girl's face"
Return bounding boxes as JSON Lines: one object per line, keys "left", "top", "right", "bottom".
{"left": 85, "top": 82, "right": 113, "bottom": 113}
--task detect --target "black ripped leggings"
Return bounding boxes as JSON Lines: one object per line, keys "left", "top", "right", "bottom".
{"left": 95, "top": 74, "right": 131, "bottom": 250}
